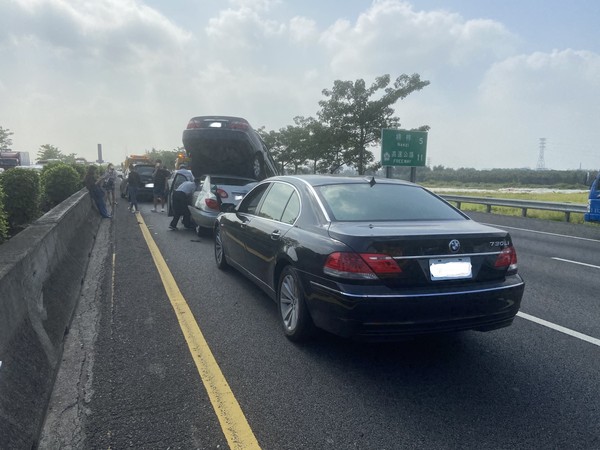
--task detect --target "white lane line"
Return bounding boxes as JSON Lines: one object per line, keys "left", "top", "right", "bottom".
{"left": 517, "top": 312, "right": 600, "bottom": 347}
{"left": 552, "top": 257, "right": 600, "bottom": 270}
{"left": 482, "top": 223, "right": 600, "bottom": 243}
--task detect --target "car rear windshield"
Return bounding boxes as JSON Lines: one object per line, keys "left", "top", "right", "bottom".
{"left": 135, "top": 166, "right": 154, "bottom": 177}
{"left": 211, "top": 176, "right": 255, "bottom": 186}
{"left": 316, "top": 183, "right": 466, "bottom": 221}
{"left": 189, "top": 131, "right": 255, "bottom": 178}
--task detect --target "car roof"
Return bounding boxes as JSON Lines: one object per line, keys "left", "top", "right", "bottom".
{"left": 187, "top": 115, "right": 250, "bottom": 124}
{"left": 267, "top": 174, "right": 418, "bottom": 188}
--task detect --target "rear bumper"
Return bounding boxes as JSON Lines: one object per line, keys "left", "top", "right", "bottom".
{"left": 585, "top": 199, "right": 600, "bottom": 222}
{"left": 189, "top": 206, "right": 218, "bottom": 229}
{"left": 304, "top": 275, "right": 525, "bottom": 340}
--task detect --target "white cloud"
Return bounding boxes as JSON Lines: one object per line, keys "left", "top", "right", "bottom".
{"left": 319, "top": 0, "right": 518, "bottom": 78}
{"left": 2, "top": 0, "right": 190, "bottom": 66}
{"left": 289, "top": 16, "right": 318, "bottom": 44}
{"left": 206, "top": 4, "right": 285, "bottom": 50}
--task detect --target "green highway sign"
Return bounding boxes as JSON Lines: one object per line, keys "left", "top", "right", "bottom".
{"left": 381, "top": 129, "right": 427, "bottom": 167}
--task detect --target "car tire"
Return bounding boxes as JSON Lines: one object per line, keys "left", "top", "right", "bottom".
{"left": 197, "top": 225, "right": 209, "bottom": 237}
{"left": 277, "top": 265, "right": 315, "bottom": 342}
{"left": 214, "top": 226, "right": 228, "bottom": 270}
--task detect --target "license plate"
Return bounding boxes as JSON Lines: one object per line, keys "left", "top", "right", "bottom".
{"left": 429, "top": 257, "right": 472, "bottom": 281}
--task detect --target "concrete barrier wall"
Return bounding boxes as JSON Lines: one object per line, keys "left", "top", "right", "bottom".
{"left": 0, "top": 189, "right": 102, "bottom": 449}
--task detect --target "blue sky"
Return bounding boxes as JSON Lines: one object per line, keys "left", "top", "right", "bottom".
{"left": 1, "top": 0, "right": 599, "bottom": 170}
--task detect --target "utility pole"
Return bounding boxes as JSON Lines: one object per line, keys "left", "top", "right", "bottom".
{"left": 536, "top": 138, "right": 546, "bottom": 170}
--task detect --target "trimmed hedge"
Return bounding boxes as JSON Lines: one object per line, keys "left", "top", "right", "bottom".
{"left": 0, "top": 168, "right": 41, "bottom": 233}
{"left": 0, "top": 181, "right": 8, "bottom": 243}
{"left": 40, "top": 163, "right": 82, "bottom": 210}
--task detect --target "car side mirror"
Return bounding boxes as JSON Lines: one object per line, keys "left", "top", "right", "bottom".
{"left": 220, "top": 203, "right": 236, "bottom": 213}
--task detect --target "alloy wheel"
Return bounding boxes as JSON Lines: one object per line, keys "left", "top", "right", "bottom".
{"left": 279, "top": 273, "right": 298, "bottom": 332}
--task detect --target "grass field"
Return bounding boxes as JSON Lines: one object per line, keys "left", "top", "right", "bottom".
{"left": 427, "top": 187, "right": 594, "bottom": 225}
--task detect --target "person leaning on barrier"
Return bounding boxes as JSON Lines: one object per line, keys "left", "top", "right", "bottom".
{"left": 102, "top": 163, "right": 117, "bottom": 209}
{"left": 84, "top": 165, "right": 111, "bottom": 219}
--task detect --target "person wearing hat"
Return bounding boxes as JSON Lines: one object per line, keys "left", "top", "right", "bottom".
{"left": 175, "top": 163, "right": 194, "bottom": 181}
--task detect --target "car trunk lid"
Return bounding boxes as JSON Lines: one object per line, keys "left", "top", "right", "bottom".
{"left": 327, "top": 220, "right": 515, "bottom": 286}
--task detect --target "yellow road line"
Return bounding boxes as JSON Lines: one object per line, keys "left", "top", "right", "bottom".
{"left": 136, "top": 214, "right": 261, "bottom": 450}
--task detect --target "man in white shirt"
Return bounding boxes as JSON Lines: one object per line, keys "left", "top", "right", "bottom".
{"left": 174, "top": 164, "right": 194, "bottom": 182}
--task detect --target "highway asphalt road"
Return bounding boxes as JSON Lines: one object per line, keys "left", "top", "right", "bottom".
{"left": 39, "top": 201, "right": 600, "bottom": 449}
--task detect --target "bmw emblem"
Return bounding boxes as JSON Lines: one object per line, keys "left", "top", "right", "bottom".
{"left": 449, "top": 239, "right": 461, "bottom": 253}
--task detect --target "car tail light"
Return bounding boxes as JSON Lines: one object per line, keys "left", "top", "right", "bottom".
{"left": 205, "top": 198, "right": 220, "bottom": 210}
{"left": 230, "top": 121, "right": 250, "bottom": 130}
{"left": 186, "top": 118, "right": 202, "bottom": 129}
{"left": 216, "top": 188, "right": 229, "bottom": 199}
{"left": 323, "top": 252, "right": 402, "bottom": 280}
{"left": 494, "top": 246, "right": 518, "bottom": 273}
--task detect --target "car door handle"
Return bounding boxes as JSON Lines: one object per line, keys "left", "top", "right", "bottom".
{"left": 270, "top": 230, "right": 281, "bottom": 240}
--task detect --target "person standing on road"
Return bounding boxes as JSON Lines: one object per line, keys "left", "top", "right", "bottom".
{"left": 169, "top": 178, "right": 197, "bottom": 230}
{"left": 127, "top": 164, "right": 141, "bottom": 213}
{"left": 84, "top": 165, "right": 111, "bottom": 219}
{"left": 151, "top": 160, "right": 170, "bottom": 213}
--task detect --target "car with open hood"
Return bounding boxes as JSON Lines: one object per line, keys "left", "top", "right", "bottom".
{"left": 182, "top": 116, "right": 278, "bottom": 181}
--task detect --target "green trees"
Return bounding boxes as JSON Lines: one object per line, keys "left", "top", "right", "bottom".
{"left": 144, "top": 148, "right": 181, "bottom": 169}
{"left": 318, "top": 74, "right": 430, "bottom": 175}
{"left": 260, "top": 73, "right": 430, "bottom": 175}
{"left": 0, "top": 126, "right": 14, "bottom": 152}
{"left": 36, "top": 144, "right": 63, "bottom": 162}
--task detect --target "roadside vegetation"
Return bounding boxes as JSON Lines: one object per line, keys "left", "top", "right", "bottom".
{"left": 429, "top": 188, "right": 591, "bottom": 225}
{"left": 0, "top": 161, "right": 100, "bottom": 241}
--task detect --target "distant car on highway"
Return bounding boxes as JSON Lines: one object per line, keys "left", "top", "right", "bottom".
{"left": 120, "top": 163, "right": 156, "bottom": 201}
{"left": 214, "top": 175, "right": 525, "bottom": 342}
{"left": 182, "top": 116, "right": 278, "bottom": 181}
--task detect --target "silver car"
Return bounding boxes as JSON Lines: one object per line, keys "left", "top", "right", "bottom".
{"left": 189, "top": 174, "right": 256, "bottom": 233}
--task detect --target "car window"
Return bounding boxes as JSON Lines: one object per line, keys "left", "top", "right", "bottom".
{"left": 316, "top": 183, "right": 466, "bottom": 221}
{"left": 238, "top": 183, "right": 270, "bottom": 215}
{"left": 257, "top": 182, "right": 296, "bottom": 221}
{"left": 280, "top": 190, "right": 300, "bottom": 224}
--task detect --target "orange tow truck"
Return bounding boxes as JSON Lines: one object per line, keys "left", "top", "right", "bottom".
{"left": 123, "top": 154, "right": 153, "bottom": 170}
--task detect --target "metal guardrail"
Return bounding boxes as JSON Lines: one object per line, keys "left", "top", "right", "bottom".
{"left": 440, "top": 195, "right": 588, "bottom": 222}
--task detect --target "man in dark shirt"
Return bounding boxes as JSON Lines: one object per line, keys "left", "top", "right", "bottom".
{"left": 151, "top": 160, "right": 170, "bottom": 212}
{"left": 169, "top": 178, "right": 197, "bottom": 230}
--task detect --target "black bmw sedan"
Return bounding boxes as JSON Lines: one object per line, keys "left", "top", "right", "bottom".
{"left": 214, "top": 175, "right": 525, "bottom": 342}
